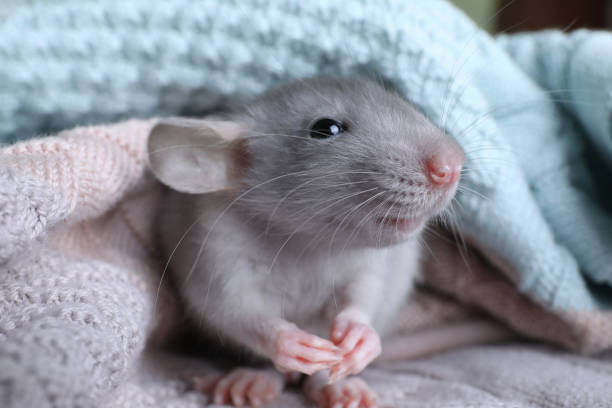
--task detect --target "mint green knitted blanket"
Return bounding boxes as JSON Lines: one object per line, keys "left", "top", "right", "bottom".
{"left": 1, "top": 1, "right": 611, "bottom": 309}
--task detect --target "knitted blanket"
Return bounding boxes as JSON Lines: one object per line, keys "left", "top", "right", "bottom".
{"left": 1, "top": 0, "right": 612, "bottom": 407}
{"left": 2, "top": 120, "right": 612, "bottom": 408}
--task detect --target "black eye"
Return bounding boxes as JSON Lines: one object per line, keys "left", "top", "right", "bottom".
{"left": 309, "top": 118, "right": 346, "bottom": 139}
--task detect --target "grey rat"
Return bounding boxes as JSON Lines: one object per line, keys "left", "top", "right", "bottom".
{"left": 148, "top": 77, "right": 510, "bottom": 408}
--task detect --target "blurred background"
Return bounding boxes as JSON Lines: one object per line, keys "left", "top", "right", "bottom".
{"left": 450, "top": 0, "right": 612, "bottom": 33}
{"left": 2, "top": 1, "right": 612, "bottom": 31}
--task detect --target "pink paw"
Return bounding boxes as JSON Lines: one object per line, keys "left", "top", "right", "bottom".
{"left": 318, "top": 377, "right": 378, "bottom": 408}
{"left": 193, "top": 368, "right": 283, "bottom": 407}
{"left": 273, "top": 326, "right": 342, "bottom": 375}
{"left": 329, "top": 317, "right": 382, "bottom": 381}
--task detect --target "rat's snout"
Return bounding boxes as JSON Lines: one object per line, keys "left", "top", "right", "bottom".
{"left": 425, "top": 144, "right": 464, "bottom": 187}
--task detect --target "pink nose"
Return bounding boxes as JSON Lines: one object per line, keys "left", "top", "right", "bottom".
{"left": 426, "top": 149, "right": 463, "bottom": 186}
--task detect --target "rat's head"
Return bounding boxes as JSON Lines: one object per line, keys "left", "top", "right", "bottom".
{"left": 148, "top": 77, "right": 464, "bottom": 247}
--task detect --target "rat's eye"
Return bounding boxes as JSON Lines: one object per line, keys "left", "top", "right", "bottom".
{"left": 309, "top": 118, "right": 346, "bottom": 139}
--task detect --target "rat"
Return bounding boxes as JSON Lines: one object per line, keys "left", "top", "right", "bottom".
{"left": 147, "top": 77, "right": 511, "bottom": 408}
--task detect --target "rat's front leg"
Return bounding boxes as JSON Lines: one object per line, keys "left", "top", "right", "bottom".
{"left": 201, "top": 307, "right": 343, "bottom": 375}
{"left": 327, "top": 269, "right": 385, "bottom": 381}
{"left": 328, "top": 306, "right": 382, "bottom": 381}
{"left": 267, "top": 319, "right": 343, "bottom": 375}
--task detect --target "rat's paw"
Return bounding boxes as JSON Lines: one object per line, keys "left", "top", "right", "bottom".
{"left": 329, "top": 318, "right": 381, "bottom": 381}
{"left": 193, "top": 368, "right": 283, "bottom": 407}
{"left": 317, "top": 377, "right": 378, "bottom": 408}
{"left": 273, "top": 326, "right": 342, "bottom": 375}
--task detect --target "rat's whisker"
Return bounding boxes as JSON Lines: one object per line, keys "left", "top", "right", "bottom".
{"left": 462, "top": 145, "right": 517, "bottom": 155}
{"left": 246, "top": 131, "right": 321, "bottom": 143}
{"left": 343, "top": 194, "right": 395, "bottom": 252}
{"left": 450, "top": 195, "right": 467, "bottom": 215}
{"left": 256, "top": 177, "right": 380, "bottom": 228}
{"left": 148, "top": 142, "right": 230, "bottom": 156}
{"left": 326, "top": 190, "right": 390, "bottom": 258}
{"left": 457, "top": 185, "right": 488, "bottom": 200}
{"left": 443, "top": 11, "right": 534, "bottom": 128}
{"left": 180, "top": 169, "right": 316, "bottom": 287}
{"left": 266, "top": 187, "right": 380, "bottom": 275}
{"left": 418, "top": 229, "right": 436, "bottom": 259}
{"left": 447, "top": 209, "right": 474, "bottom": 280}
{"left": 376, "top": 196, "right": 396, "bottom": 249}
{"left": 297, "top": 189, "right": 385, "bottom": 260}
{"left": 394, "top": 201, "right": 405, "bottom": 238}
{"left": 262, "top": 171, "right": 380, "bottom": 237}
{"left": 290, "top": 190, "right": 388, "bottom": 305}
{"left": 453, "top": 94, "right": 604, "bottom": 142}
{"left": 440, "top": 0, "right": 519, "bottom": 129}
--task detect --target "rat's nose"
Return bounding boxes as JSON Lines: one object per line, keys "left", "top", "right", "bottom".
{"left": 425, "top": 148, "right": 464, "bottom": 186}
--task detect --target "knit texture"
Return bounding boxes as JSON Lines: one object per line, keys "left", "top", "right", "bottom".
{"left": 104, "top": 346, "right": 612, "bottom": 408}
{"left": 0, "top": 120, "right": 176, "bottom": 407}
{"left": 1, "top": 0, "right": 612, "bottom": 407}
{"left": 2, "top": 120, "right": 612, "bottom": 407}
{"left": 1, "top": 0, "right": 610, "bottom": 310}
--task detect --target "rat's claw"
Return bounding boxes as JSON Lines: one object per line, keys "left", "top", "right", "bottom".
{"left": 329, "top": 318, "right": 381, "bottom": 381}
{"left": 193, "top": 368, "right": 283, "bottom": 407}
{"left": 273, "top": 327, "right": 342, "bottom": 374}
{"left": 319, "top": 377, "right": 378, "bottom": 408}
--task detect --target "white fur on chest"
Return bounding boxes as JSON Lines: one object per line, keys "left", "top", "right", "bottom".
{"left": 162, "top": 193, "right": 420, "bottom": 339}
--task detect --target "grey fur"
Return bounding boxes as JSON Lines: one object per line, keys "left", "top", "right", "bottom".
{"left": 152, "top": 77, "right": 463, "bottom": 370}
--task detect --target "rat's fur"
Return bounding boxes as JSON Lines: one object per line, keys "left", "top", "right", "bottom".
{"left": 156, "top": 77, "right": 462, "bottom": 357}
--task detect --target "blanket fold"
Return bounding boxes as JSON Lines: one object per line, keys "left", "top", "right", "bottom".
{"left": 497, "top": 29, "right": 612, "bottom": 288}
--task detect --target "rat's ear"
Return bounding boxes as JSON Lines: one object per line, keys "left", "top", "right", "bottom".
{"left": 147, "top": 118, "right": 248, "bottom": 194}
